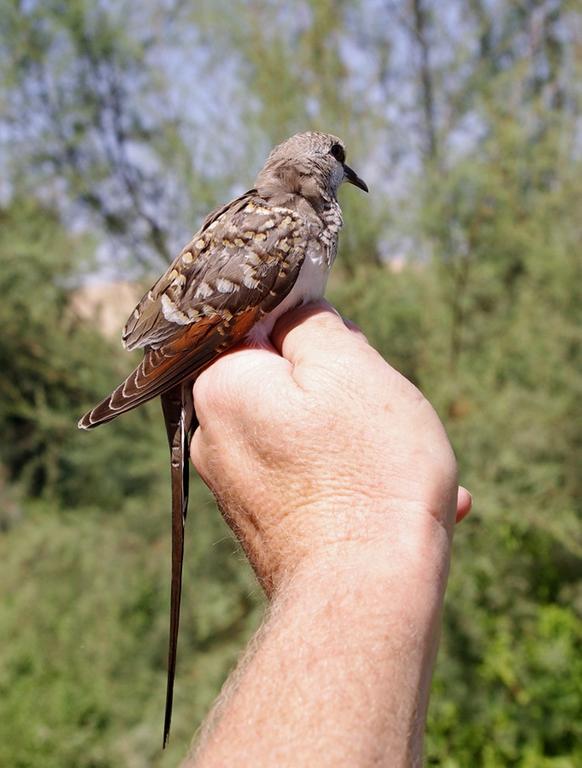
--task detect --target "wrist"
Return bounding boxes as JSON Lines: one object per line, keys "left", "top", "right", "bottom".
{"left": 224, "top": 485, "right": 455, "bottom": 599}
{"left": 272, "top": 510, "right": 452, "bottom": 619}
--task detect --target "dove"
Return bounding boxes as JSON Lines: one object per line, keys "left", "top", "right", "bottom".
{"left": 78, "top": 131, "right": 368, "bottom": 745}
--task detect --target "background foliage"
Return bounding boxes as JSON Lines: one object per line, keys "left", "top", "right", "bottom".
{"left": 0, "top": 1, "right": 580, "bottom": 765}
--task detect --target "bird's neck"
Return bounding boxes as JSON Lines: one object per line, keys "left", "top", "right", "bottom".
{"left": 256, "top": 177, "right": 342, "bottom": 232}
{"left": 318, "top": 195, "right": 343, "bottom": 235}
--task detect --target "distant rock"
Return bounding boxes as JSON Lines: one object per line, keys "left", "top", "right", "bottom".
{"left": 70, "top": 281, "right": 141, "bottom": 340}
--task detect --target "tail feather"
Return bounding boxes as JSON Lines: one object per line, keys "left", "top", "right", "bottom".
{"left": 161, "top": 382, "right": 195, "bottom": 748}
{"left": 77, "top": 348, "right": 208, "bottom": 430}
{"left": 78, "top": 305, "right": 261, "bottom": 431}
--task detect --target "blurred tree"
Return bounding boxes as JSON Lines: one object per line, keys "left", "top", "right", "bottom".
{"left": 0, "top": 199, "right": 165, "bottom": 508}
{"left": 0, "top": 0, "right": 580, "bottom": 765}
{"left": 410, "top": 0, "right": 439, "bottom": 164}
{"left": 0, "top": 491, "right": 263, "bottom": 768}
{"left": 0, "top": 0, "right": 246, "bottom": 272}
{"left": 413, "top": 13, "right": 582, "bottom": 760}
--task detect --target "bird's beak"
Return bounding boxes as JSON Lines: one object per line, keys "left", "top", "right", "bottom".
{"left": 343, "top": 164, "right": 368, "bottom": 193}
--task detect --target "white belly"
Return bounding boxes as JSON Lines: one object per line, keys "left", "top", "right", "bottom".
{"left": 246, "top": 253, "right": 330, "bottom": 346}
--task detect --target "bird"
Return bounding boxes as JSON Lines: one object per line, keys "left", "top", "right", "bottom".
{"left": 78, "top": 131, "right": 368, "bottom": 746}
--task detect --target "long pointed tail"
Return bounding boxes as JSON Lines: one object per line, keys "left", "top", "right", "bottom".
{"left": 161, "top": 382, "right": 195, "bottom": 748}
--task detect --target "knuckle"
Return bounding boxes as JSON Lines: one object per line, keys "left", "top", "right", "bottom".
{"left": 193, "top": 364, "right": 228, "bottom": 415}
{"left": 308, "top": 308, "right": 346, "bottom": 337}
{"left": 192, "top": 368, "right": 213, "bottom": 409}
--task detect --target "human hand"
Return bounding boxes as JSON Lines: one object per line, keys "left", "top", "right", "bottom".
{"left": 190, "top": 301, "right": 471, "bottom": 594}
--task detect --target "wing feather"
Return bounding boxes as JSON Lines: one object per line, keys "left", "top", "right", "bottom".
{"left": 78, "top": 307, "right": 260, "bottom": 428}
{"left": 122, "top": 190, "right": 257, "bottom": 351}
{"left": 78, "top": 198, "right": 313, "bottom": 429}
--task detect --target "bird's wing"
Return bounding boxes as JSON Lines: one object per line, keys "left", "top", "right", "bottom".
{"left": 122, "top": 191, "right": 256, "bottom": 351}
{"left": 78, "top": 197, "right": 314, "bottom": 429}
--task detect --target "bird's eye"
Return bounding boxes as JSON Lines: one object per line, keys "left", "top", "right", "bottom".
{"left": 330, "top": 143, "right": 345, "bottom": 163}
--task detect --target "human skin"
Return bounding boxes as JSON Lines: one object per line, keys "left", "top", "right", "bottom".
{"left": 185, "top": 301, "right": 471, "bottom": 767}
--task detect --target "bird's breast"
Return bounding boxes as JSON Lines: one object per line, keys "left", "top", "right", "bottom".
{"left": 245, "top": 246, "right": 331, "bottom": 347}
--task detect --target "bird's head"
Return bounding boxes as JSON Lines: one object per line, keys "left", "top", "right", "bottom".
{"left": 255, "top": 131, "right": 368, "bottom": 204}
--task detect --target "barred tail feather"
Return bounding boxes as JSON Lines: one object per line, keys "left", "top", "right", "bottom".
{"left": 78, "top": 307, "right": 262, "bottom": 431}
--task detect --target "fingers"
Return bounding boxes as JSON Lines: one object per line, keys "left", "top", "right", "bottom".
{"left": 342, "top": 317, "right": 368, "bottom": 344}
{"left": 271, "top": 300, "right": 359, "bottom": 366}
{"left": 455, "top": 486, "right": 473, "bottom": 523}
{"left": 193, "top": 303, "right": 363, "bottom": 410}
{"left": 189, "top": 425, "right": 209, "bottom": 481}
{"left": 193, "top": 346, "right": 290, "bottom": 418}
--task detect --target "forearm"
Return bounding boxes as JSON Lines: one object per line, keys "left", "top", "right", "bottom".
{"left": 189, "top": 521, "right": 450, "bottom": 768}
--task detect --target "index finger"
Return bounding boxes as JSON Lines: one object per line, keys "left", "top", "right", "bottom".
{"left": 272, "top": 301, "right": 359, "bottom": 367}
